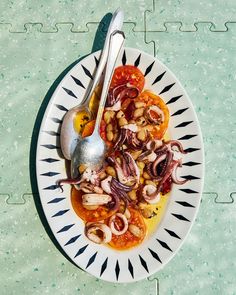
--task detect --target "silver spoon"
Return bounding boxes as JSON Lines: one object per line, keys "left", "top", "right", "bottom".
{"left": 71, "top": 30, "right": 125, "bottom": 178}
{"left": 60, "top": 9, "right": 124, "bottom": 160}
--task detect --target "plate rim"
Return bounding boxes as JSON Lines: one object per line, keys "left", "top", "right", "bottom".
{"left": 36, "top": 46, "right": 205, "bottom": 283}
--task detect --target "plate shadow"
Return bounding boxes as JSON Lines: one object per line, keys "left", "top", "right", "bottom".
{"left": 29, "top": 13, "right": 112, "bottom": 268}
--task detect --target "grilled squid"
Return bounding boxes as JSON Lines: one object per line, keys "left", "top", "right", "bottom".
{"left": 82, "top": 194, "right": 112, "bottom": 206}
{"left": 114, "top": 127, "right": 150, "bottom": 151}
{"left": 85, "top": 223, "right": 112, "bottom": 244}
{"left": 122, "top": 123, "right": 138, "bottom": 133}
{"left": 149, "top": 159, "right": 188, "bottom": 198}
{"left": 171, "top": 159, "right": 188, "bottom": 185}
{"left": 80, "top": 182, "right": 103, "bottom": 194}
{"left": 143, "top": 184, "right": 161, "bottom": 204}
{"left": 138, "top": 150, "right": 157, "bottom": 162}
{"left": 146, "top": 139, "right": 163, "bottom": 150}
{"left": 105, "top": 100, "right": 121, "bottom": 111}
{"left": 144, "top": 105, "right": 164, "bottom": 125}
{"left": 57, "top": 167, "right": 101, "bottom": 191}
{"left": 101, "top": 176, "right": 112, "bottom": 194}
{"left": 109, "top": 213, "right": 128, "bottom": 235}
{"left": 106, "top": 83, "right": 139, "bottom": 108}
{"left": 108, "top": 152, "right": 140, "bottom": 186}
{"left": 82, "top": 168, "right": 100, "bottom": 185}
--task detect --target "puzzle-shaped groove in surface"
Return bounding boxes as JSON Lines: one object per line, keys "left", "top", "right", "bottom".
{"left": 145, "top": 23, "right": 236, "bottom": 203}
{"left": 147, "top": 277, "right": 159, "bottom": 294}
{"left": 0, "top": 0, "right": 154, "bottom": 32}
{"left": 148, "top": 195, "right": 236, "bottom": 294}
{"left": 145, "top": 0, "right": 236, "bottom": 31}
{"left": 203, "top": 192, "right": 234, "bottom": 204}
{"left": 0, "top": 21, "right": 146, "bottom": 33}
{"left": 0, "top": 23, "right": 153, "bottom": 204}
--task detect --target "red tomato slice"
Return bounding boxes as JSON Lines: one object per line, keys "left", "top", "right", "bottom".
{"left": 108, "top": 208, "right": 147, "bottom": 250}
{"left": 110, "top": 65, "right": 145, "bottom": 92}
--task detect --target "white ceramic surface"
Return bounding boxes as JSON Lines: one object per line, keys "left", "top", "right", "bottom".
{"left": 36, "top": 48, "right": 204, "bottom": 283}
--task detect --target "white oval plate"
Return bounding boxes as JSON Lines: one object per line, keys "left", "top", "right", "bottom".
{"left": 36, "top": 47, "right": 204, "bottom": 283}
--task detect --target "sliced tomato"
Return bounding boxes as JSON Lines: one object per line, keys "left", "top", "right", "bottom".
{"left": 138, "top": 90, "right": 170, "bottom": 139}
{"left": 71, "top": 187, "right": 116, "bottom": 222}
{"left": 108, "top": 208, "right": 147, "bottom": 250}
{"left": 110, "top": 65, "right": 145, "bottom": 92}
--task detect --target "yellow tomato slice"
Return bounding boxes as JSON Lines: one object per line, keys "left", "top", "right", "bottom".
{"left": 138, "top": 90, "right": 170, "bottom": 139}
{"left": 108, "top": 208, "right": 147, "bottom": 250}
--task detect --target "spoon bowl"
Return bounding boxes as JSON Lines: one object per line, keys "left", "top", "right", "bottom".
{"left": 71, "top": 133, "right": 107, "bottom": 178}
{"left": 71, "top": 30, "right": 125, "bottom": 179}
{"left": 60, "top": 9, "right": 124, "bottom": 161}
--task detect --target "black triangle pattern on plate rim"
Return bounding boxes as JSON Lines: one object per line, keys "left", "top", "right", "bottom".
{"left": 81, "top": 65, "right": 94, "bottom": 80}
{"left": 175, "top": 121, "right": 193, "bottom": 128}
{"left": 182, "top": 161, "right": 201, "bottom": 166}
{"left": 122, "top": 50, "right": 127, "bottom": 65}
{"left": 52, "top": 209, "right": 70, "bottom": 218}
{"left": 74, "top": 244, "right": 89, "bottom": 258}
{"left": 100, "top": 258, "right": 108, "bottom": 276}
{"left": 139, "top": 255, "right": 149, "bottom": 273}
{"left": 134, "top": 53, "right": 141, "bottom": 67}
{"left": 171, "top": 107, "right": 189, "bottom": 116}
{"left": 184, "top": 147, "right": 200, "bottom": 153}
{"left": 164, "top": 228, "right": 181, "bottom": 239}
{"left": 178, "top": 134, "right": 197, "bottom": 140}
{"left": 40, "top": 171, "right": 60, "bottom": 177}
{"left": 115, "top": 260, "right": 120, "bottom": 280}
{"left": 50, "top": 117, "right": 62, "bottom": 124}
{"left": 179, "top": 188, "right": 199, "bottom": 194}
{"left": 175, "top": 201, "right": 195, "bottom": 208}
{"left": 43, "top": 130, "right": 60, "bottom": 136}
{"left": 37, "top": 49, "right": 203, "bottom": 282}
{"left": 57, "top": 224, "right": 74, "bottom": 233}
{"left": 71, "top": 75, "right": 86, "bottom": 89}
{"left": 43, "top": 184, "right": 60, "bottom": 190}
{"left": 55, "top": 104, "right": 68, "bottom": 112}
{"left": 156, "top": 239, "right": 173, "bottom": 252}
{"left": 152, "top": 71, "right": 166, "bottom": 85}
{"left": 41, "top": 158, "right": 60, "bottom": 163}
{"left": 159, "top": 82, "right": 175, "bottom": 95}
{"left": 62, "top": 87, "right": 77, "bottom": 98}
{"left": 144, "top": 61, "right": 155, "bottom": 76}
{"left": 128, "top": 259, "right": 134, "bottom": 278}
{"left": 86, "top": 252, "right": 98, "bottom": 269}
{"left": 94, "top": 56, "right": 99, "bottom": 67}
{"left": 64, "top": 234, "right": 81, "bottom": 246}
{"left": 166, "top": 95, "right": 183, "bottom": 105}
{"left": 41, "top": 144, "right": 60, "bottom": 150}
{"left": 148, "top": 248, "right": 162, "bottom": 263}
{"left": 171, "top": 213, "right": 190, "bottom": 222}
{"left": 181, "top": 175, "right": 200, "bottom": 180}
{"left": 47, "top": 197, "right": 65, "bottom": 204}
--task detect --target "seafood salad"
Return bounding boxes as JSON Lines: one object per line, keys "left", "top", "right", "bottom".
{"left": 59, "top": 65, "right": 189, "bottom": 250}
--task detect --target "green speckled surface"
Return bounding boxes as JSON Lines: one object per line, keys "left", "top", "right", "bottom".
{"left": 145, "top": 0, "right": 236, "bottom": 31}
{"left": 0, "top": 1, "right": 235, "bottom": 294}
{"left": 0, "top": 23, "right": 153, "bottom": 204}
{"left": 146, "top": 23, "right": 236, "bottom": 202}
